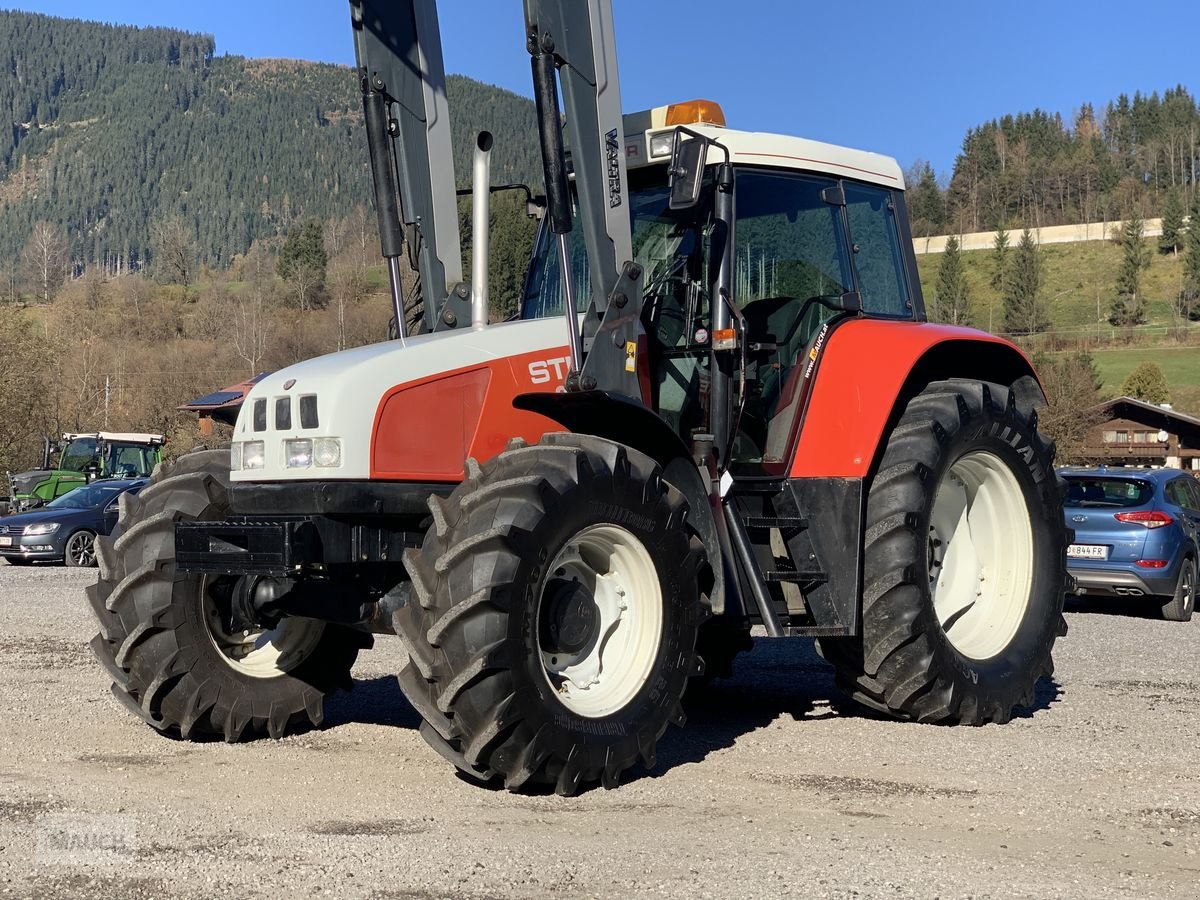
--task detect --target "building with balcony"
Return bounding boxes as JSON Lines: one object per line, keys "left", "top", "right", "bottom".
{"left": 1082, "top": 396, "right": 1200, "bottom": 470}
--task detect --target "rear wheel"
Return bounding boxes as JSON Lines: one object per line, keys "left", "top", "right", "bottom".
{"left": 64, "top": 530, "right": 97, "bottom": 568}
{"left": 87, "top": 449, "right": 367, "bottom": 741}
{"left": 818, "top": 380, "right": 1068, "bottom": 724}
{"left": 394, "top": 434, "right": 708, "bottom": 794}
{"left": 1160, "top": 558, "right": 1195, "bottom": 622}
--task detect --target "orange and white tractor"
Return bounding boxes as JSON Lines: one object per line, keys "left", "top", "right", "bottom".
{"left": 88, "top": 0, "right": 1068, "bottom": 794}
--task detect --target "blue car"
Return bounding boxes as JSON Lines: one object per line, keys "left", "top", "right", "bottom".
{"left": 1061, "top": 467, "right": 1198, "bottom": 621}
{"left": 0, "top": 478, "right": 146, "bottom": 568}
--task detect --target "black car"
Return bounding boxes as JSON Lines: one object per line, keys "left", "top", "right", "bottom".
{"left": 0, "top": 479, "right": 146, "bottom": 567}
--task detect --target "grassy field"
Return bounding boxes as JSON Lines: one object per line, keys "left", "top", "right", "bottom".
{"left": 1087, "top": 346, "right": 1200, "bottom": 414}
{"left": 914, "top": 237, "right": 1188, "bottom": 337}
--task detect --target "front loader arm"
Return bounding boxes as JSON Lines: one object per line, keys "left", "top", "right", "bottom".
{"left": 350, "top": 0, "right": 463, "bottom": 333}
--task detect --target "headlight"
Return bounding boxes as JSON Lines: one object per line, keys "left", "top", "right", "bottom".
{"left": 242, "top": 440, "right": 266, "bottom": 471}
{"left": 23, "top": 522, "right": 59, "bottom": 536}
{"left": 284, "top": 439, "right": 313, "bottom": 468}
{"left": 230, "top": 442, "right": 243, "bottom": 472}
{"left": 313, "top": 438, "right": 342, "bottom": 468}
{"left": 649, "top": 132, "right": 673, "bottom": 158}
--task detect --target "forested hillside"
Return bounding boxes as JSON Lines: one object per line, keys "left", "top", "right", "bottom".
{"left": 908, "top": 87, "right": 1199, "bottom": 237}
{"left": 0, "top": 11, "right": 540, "bottom": 274}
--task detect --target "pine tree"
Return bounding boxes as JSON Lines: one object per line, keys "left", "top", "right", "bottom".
{"left": 990, "top": 225, "right": 1009, "bottom": 290}
{"left": 932, "top": 236, "right": 971, "bottom": 326}
{"left": 1111, "top": 212, "right": 1150, "bottom": 325}
{"left": 1184, "top": 191, "right": 1200, "bottom": 311}
{"left": 1159, "top": 189, "right": 1185, "bottom": 256}
{"left": 1003, "top": 229, "right": 1048, "bottom": 335}
{"left": 906, "top": 161, "right": 945, "bottom": 238}
{"left": 1120, "top": 361, "right": 1169, "bottom": 405}
{"left": 278, "top": 219, "right": 328, "bottom": 311}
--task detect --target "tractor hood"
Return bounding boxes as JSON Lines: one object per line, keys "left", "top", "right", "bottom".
{"left": 230, "top": 317, "right": 572, "bottom": 483}
{"left": 9, "top": 470, "right": 52, "bottom": 497}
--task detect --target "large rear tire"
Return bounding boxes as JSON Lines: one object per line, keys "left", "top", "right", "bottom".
{"left": 394, "top": 434, "right": 708, "bottom": 795}
{"left": 818, "top": 380, "right": 1068, "bottom": 724}
{"left": 87, "top": 449, "right": 367, "bottom": 741}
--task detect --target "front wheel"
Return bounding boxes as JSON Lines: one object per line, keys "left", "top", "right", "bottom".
{"left": 87, "top": 449, "right": 367, "bottom": 741}
{"left": 819, "top": 379, "right": 1068, "bottom": 724}
{"left": 394, "top": 434, "right": 709, "bottom": 794}
{"left": 1160, "top": 558, "right": 1195, "bottom": 622}
{"left": 64, "top": 530, "right": 97, "bottom": 568}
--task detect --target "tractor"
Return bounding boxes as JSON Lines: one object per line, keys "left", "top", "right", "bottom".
{"left": 88, "top": 0, "right": 1068, "bottom": 795}
{"left": 4, "top": 431, "right": 164, "bottom": 515}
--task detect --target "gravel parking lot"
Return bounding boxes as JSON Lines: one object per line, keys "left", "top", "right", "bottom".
{"left": 0, "top": 560, "right": 1197, "bottom": 899}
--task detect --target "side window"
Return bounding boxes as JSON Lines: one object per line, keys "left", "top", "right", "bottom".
{"left": 1166, "top": 479, "right": 1200, "bottom": 510}
{"left": 1183, "top": 478, "right": 1200, "bottom": 510}
{"left": 844, "top": 183, "right": 910, "bottom": 317}
{"left": 1165, "top": 480, "right": 1186, "bottom": 507}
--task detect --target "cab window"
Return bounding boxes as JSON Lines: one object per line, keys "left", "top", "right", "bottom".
{"left": 732, "top": 170, "right": 853, "bottom": 468}
{"left": 845, "top": 183, "right": 910, "bottom": 316}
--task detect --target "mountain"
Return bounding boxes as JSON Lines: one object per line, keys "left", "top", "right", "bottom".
{"left": 0, "top": 10, "right": 541, "bottom": 272}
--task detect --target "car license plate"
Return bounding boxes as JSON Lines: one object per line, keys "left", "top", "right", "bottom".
{"left": 0, "top": 536, "right": 11, "bottom": 547}
{"left": 1067, "top": 544, "right": 1108, "bottom": 560}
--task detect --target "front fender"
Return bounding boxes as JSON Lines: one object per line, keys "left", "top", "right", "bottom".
{"left": 790, "top": 319, "right": 1040, "bottom": 479}
{"left": 514, "top": 390, "right": 725, "bottom": 613}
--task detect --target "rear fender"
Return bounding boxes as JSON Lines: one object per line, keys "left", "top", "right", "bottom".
{"left": 514, "top": 391, "right": 724, "bottom": 613}
{"left": 790, "top": 320, "right": 1041, "bottom": 479}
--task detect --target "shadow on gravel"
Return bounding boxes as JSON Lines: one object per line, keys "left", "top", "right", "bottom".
{"left": 322, "top": 640, "right": 1063, "bottom": 791}
{"left": 631, "top": 638, "right": 857, "bottom": 786}
{"left": 1065, "top": 595, "right": 1170, "bottom": 621}
{"left": 322, "top": 675, "right": 422, "bottom": 730}
{"left": 635, "top": 636, "right": 1063, "bottom": 786}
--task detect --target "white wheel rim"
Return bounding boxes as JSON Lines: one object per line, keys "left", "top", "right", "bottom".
{"left": 537, "top": 524, "right": 664, "bottom": 719}
{"left": 202, "top": 580, "right": 326, "bottom": 679}
{"left": 928, "top": 450, "right": 1033, "bottom": 660}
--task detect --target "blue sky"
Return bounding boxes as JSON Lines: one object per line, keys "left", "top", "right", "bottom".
{"left": 5, "top": 1, "right": 1195, "bottom": 179}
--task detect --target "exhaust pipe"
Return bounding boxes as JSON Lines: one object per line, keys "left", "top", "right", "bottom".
{"left": 470, "top": 131, "right": 493, "bottom": 330}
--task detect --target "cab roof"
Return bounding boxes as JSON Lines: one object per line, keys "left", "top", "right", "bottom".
{"left": 621, "top": 104, "right": 905, "bottom": 190}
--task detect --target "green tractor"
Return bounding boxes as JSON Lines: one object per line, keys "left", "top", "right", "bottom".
{"left": 2, "top": 432, "right": 165, "bottom": 515}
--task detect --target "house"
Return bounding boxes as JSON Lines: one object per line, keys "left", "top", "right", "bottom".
{"left": 179, "top": 373, "right": 269, "bottom": 436}
{"left": 1081, "top": 396, "right": 1200, "bottom": 470}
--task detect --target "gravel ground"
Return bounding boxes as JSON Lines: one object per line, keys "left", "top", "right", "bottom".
{"left": 0, "top": 559, "right": 1197, "bottom": 899}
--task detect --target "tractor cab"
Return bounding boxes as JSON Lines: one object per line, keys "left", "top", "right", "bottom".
{"left": 521, "top": 99, "right": 917, "bottom": 475}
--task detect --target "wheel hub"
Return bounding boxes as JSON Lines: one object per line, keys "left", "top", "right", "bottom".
{"left": 539, "top": 578, "right": 600, "bottom": 655}
{"left": 536, "top": 524, "right": 662, "bottom": 718}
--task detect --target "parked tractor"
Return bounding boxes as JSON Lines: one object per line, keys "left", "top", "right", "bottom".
{"left": 4, "top": 432, "right": 164, "bottom": 515}
{"left": 88, "top": 0, "right": 1068, "bottom": 795}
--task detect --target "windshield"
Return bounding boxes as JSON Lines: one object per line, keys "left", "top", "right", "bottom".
{"left": 58, "top": 438, "right": 100, "bottom": 473}
{"left": 521, "top": 168, "right": 708, "bottom": 319}
{"left": 47, "top": 483, "right": 130, "bottom": 510}
{"left": 1064, "top": 477, "right": 1153, "bottom": 508}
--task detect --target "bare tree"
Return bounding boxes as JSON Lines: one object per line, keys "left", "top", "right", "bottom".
{"left": 151, "top": 214, "right": 196, "bottom": 285}
{"left": 330, "top": 263, "right": 368, "bottom": 351}
{"left": 20, "top": 220, "right": 68, "bottom": 302}
{"left": 349, "top": 203, "right": 375, "bottom": 270}
{"left": 324, "top": 215, "right": 348, "bottom": 263}
{"left": 233, "top": 289, "right": 271, "bottom": 377}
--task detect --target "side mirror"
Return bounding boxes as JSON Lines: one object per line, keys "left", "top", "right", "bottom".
{"left": 668, "top": 132, "right": 709, "bottom": 210}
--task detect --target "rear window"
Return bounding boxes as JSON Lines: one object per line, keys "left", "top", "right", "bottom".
{"left": 1064, "top": 477, "right": 1153, "bottom": 508}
